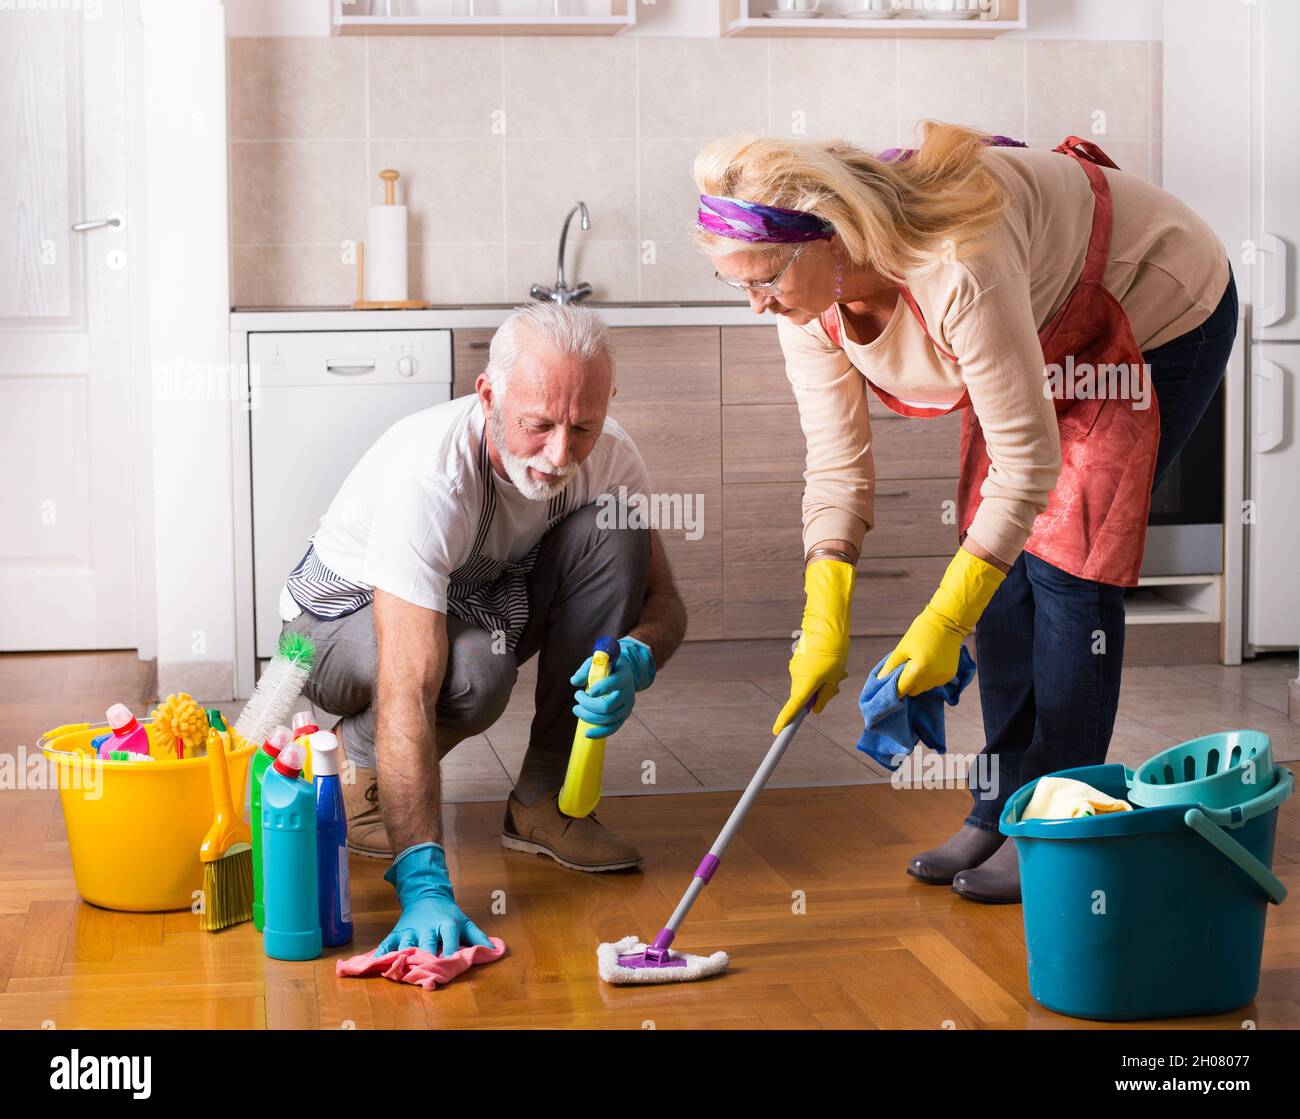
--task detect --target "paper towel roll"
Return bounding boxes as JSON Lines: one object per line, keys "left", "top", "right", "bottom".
{"left": 365, "top": 205, "right": 408, "bottom": 302}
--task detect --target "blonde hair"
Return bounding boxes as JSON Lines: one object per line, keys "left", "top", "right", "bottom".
{"left": 691, "top": 121, "right": 1007, "bottom": 281}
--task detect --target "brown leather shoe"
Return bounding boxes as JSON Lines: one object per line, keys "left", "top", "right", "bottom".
{"left": 500, "top": 791, "right": 642, "bottom": 872}
{"left": 336, "top": 728, "right": 394, "bottom": 859}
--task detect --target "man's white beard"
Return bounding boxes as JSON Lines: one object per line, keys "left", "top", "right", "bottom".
{"left": 489, "top": 406, "right": 579, "bottom": 502}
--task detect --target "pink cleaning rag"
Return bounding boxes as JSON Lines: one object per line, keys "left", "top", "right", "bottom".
{"left": 336, "top": 938, "right": 507, "bottom": 991}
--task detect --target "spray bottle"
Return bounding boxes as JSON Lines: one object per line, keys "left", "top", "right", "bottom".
{"left": 251, "top": 724, "right": 292, "bottom": 933}
{"left": 558, "top": 636, "right": 619, "bottom": 818}
{"left": 261, "top": 739, "right": 321, "bottom": 961}
{"left": 310, "top": 731, "right": 353, "bottom": 948}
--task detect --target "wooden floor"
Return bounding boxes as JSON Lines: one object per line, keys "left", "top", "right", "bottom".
{"left": 1, "top": 649, "right": 1299, "bottom": 1029}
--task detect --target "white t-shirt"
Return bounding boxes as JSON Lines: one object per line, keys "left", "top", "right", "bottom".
{"left": 279, "top": 394, "right": 653, "bottom": 620}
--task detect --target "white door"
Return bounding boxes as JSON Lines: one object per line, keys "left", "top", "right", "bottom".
{"left": 0, "top": 3, "right": 137, "bottom": 650}
{"left": 1255, "top": 0, "right": 1300, "bottom": 342}
{"left": 1247, "top": 344, "right": 1299, "bottom": 650}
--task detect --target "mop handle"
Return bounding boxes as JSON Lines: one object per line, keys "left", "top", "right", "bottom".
{"left": 649, "top": 703, "right": 812, "bottom": 955}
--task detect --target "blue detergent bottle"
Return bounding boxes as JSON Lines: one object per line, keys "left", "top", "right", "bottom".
{"left": 310, "top": 731, "right": 353, "bottom": 948}
{"left": 261, "top": 740, "right": 322, "bottom": 961}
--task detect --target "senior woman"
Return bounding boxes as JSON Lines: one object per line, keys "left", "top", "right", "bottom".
{"left": 692, "top": 123, "right": 1235, "bottom": 903}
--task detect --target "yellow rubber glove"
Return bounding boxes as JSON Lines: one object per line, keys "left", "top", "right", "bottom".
{"left": 879, "top": 548, "right": 1005, "bottom": 698}
{"left": 773, "top": 559, "right": 856, "bottom": 734}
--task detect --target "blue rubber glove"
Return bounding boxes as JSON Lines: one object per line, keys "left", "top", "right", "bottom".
{"left": 376, "top": 842, "right": 492, "bottom": 957}
{"left": 569, "top": 636, "right": 656, "bottom": 740}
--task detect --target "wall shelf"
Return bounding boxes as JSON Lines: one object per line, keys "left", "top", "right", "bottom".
{"left": 720, "top": 0, "right": 1025, "bottom": 38}
{"left": 332, "top": 1, "right": 636, "bottom": 36}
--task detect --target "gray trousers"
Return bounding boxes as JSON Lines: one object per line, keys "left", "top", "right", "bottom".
{"left": 279, "top": 504, "right": 650, "bottom": 803}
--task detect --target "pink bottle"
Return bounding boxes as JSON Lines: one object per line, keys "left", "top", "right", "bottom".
{"left": 100, "top": 704, "right": 152, "bottom": 758}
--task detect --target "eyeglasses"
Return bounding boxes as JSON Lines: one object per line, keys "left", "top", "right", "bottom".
{"left": 714, "top": 245, "right": 803, "bottom": 297}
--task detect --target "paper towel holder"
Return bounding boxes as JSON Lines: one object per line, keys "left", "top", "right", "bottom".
{"left": 353, "top": 169, "right": 431, "bottom": 311}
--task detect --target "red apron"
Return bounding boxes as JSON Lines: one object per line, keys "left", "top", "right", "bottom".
{"left": 819, "top": 137, "right": 1160, "bottom": 587}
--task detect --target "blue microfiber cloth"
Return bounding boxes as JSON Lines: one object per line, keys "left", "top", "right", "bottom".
{"left": 855, "top": 646, "right": 977, "bottom": 769}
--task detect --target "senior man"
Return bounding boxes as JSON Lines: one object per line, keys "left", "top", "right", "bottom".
{"left": 278, "top": 302, "right": 687, "bottom": 955}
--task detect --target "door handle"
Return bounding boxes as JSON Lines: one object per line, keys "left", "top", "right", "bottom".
{"left": 325, "top": 359, "right": 377, "bottom": 376}
{"left": 1258, "top": 232, "right": 1289, "bottom": 328}
{"left": 1252, "top": 360, "right": 1285, "bottom": 454}
{"left": 71, "top": 217, "right": 122, "bottom": 232}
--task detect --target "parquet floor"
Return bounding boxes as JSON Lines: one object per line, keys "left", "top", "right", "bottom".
{"left": 1, "top": 649, "right": 1298, "bottom": 1029}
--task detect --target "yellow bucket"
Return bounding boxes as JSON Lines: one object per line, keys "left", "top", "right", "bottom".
{"left": 39, "top": 719, "right": 256, "bottom": 912}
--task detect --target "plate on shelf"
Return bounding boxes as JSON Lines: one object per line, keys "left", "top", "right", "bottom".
{"left": 917, "top": 9, "right": 983, "bottom": 18}
{"left": 763, "top": 9, "right": 825, "bottom": 17}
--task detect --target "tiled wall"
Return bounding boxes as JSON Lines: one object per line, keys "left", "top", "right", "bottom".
{"left": 228, "top": 35, "right": 1163, "bottom": 308}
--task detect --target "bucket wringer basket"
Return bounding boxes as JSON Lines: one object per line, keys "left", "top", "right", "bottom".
{"left": 1001, "top": 729, "right": 1292, "bottom": 1021}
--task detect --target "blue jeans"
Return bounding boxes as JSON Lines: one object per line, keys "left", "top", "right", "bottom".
{"left": 966, "top": 268, "right": 1238, "bottom": 830}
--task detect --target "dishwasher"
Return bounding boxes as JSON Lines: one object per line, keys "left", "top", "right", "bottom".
{"left": 249, "top": 329, "right": 453, "bottom": 658}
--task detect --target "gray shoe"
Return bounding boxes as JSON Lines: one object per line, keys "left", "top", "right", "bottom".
{"left": 952, "top": 839, "right": 1021, "bottom": 904}
{"left": 907, "top": 823, "right": 1005, "bottom": 885}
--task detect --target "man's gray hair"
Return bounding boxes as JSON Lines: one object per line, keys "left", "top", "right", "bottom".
{"left": 485, "top": 301, "right": 613, "bottom": 398}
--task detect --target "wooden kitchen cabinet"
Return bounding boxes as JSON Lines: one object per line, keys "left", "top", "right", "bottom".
{"left": 448, "top": 321, "right": 962, "bottom": 642}
{"left": 722, "top": 400, "right": 961, "bottom": 484}
{"left": 606, "top": 327, "right": 723, "bottom": 639}
{"left": 452, "top": 329, "right": 495, "bottom": 397}
{"left": 720, "top": 324, "right": 961, "bottom": 639}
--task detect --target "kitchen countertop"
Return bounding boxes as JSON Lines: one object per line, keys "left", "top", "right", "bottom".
{"left": 229, "top": 302, "right": 772, "bottom": 330}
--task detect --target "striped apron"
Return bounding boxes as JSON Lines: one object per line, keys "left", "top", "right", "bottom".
{"left": 285, "top": 433, "right": 573, "bottom": 650}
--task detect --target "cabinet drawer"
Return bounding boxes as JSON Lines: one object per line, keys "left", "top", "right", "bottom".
{"left": 610, "top": 327, "right": 720, "bottom": 403}
{"left": 723, "top": 555, "right": 951, "bottom": 639}
{"left": 723, "top": 480, "right": 958, "bottom": 562}
{"left": 722, "top": 324, "right": 790, "bottom": 404}
{"left": 452, "top": 328, "right": 495, "bottom": 397}
{"left": 723, "top": 403, "right": 961, "bottom": 484}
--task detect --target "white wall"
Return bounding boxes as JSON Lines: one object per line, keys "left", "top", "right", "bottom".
{"left": 224, "top": 0, "right": 331, "bottom": 35}
{"left": 224, "top": 0, "right": 1165, "bottom": 39}
{"left": 1007, "top": 0, "right": 1162, "bottom": 40}
{"left": 136, "top": 0, "right": 238, "bottom": 698}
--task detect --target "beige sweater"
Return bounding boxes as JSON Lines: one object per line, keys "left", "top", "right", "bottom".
{"left": 780, "top": 145, "right": 1230, "bottom": 565}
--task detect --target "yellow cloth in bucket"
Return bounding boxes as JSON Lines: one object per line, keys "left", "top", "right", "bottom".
{"left": 1022, "top": 776, "right": 1133, "bottom": 820}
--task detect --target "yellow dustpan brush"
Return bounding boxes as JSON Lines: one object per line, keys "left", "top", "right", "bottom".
{"left": 199, "top": 713, "right": 253, "bottom": 931}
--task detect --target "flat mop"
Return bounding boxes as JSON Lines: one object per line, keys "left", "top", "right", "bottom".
{"left": 598, "top": 702, "right": 811, "bottom": 985}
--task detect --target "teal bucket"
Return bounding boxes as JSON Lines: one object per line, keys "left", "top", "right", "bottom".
{"left": 1000, "top": 759, "right": 1292, "bottom": 1021}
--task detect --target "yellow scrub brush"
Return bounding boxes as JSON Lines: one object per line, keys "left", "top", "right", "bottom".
{"left": 199, "top": 714, "right": 253, "bottom": 930}
{"left": 151, "top": 692, "right": 209, "bottom": 760}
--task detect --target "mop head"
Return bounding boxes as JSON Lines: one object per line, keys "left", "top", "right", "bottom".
{"left": 597, "top": 935, "right": 729, "bottom": 985}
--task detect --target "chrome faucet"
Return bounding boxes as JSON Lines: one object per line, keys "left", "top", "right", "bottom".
{"left": 531, "top": 201, "right": 593, "bottom": 305}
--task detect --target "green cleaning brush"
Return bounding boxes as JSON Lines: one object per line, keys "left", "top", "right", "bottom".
{"left": 199, "top": 714, "right": 253, "bottom": 931}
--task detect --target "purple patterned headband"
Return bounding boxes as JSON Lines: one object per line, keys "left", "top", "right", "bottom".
{"left": 697, "top": 194, "right": 835, "bottom": 245}
{"left": 877, "top": 134, "right": 1028, "bottom": 163}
